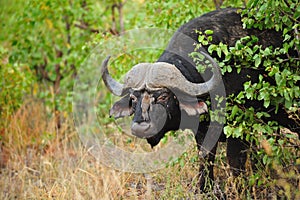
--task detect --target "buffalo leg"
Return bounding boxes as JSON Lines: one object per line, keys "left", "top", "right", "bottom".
{"left": 197, "top": 143, "right": 218, "bottom": 191}
{"left": 268, "top": 107, "right": 300, "bottom": 138}
{"left": 195, "top": 120, "right": 218, "bottom": 191}
{"left": 226, "top": 137, "right": 248, "bottom": 176}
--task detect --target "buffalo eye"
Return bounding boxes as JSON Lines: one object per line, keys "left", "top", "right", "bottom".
{"left": 156, "top": 93, "right": 170, "bottom": 103}
{"left": 130, "top": 94, "right": 138, "bottom": 103}
{"left": 129, "top": 94, "right": 138, "bottom": 111}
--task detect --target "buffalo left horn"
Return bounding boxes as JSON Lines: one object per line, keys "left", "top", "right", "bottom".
{"left": 171, "top": 51, "right": 222, "bottom": 96}
{"left": 101, "top": 56, "right": 125, "bottom": 96}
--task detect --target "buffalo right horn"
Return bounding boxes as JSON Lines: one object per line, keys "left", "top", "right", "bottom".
{"left": 101, "top": 56, "right": 125, "bottom": 96}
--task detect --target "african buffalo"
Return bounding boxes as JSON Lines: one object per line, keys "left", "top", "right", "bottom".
{"left": 102, "top": 8, "right": 299, "bottom": 191}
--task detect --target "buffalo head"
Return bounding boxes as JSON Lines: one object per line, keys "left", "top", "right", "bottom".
{"left": 101, "top": 53, "right": 222, "bottom": 139}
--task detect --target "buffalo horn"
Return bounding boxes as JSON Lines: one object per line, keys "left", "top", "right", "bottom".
{"left": 101, "top": 56, "right": 124, "bottom": 96}
{"left": 172, "top": 52, "right": 222, "bottom": 96}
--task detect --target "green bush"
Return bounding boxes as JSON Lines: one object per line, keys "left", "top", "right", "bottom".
{"left": 0, "top": 47, "right": 34, "bottom": 121}
{"left": 191, "top": 0, "right": 299, "bottom": 198}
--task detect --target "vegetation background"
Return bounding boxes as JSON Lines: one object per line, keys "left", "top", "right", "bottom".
{"left": 0, "top": 0, "right": 299, "bottom": 199}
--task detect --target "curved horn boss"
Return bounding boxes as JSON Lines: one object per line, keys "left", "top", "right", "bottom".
{"left": 101, "top": 52, "right": 222, "bottom": 97}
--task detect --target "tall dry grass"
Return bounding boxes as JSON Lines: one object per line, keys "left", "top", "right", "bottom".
{"left": 1, "top": 100, "right": 299, "bottom": 199}
{"left": 0, "top": 100, "right": 201, "bottom": 199}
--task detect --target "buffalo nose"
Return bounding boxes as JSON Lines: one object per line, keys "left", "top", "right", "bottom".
{"left": 131, "top": 122, "right": 151, "bottom": 138}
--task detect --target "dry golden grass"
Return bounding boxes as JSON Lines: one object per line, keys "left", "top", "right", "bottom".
{"left": 0, "top": 100, "right": 200, "bottom": 199}
{"left": 1, "top": 100, "right": 299, "bottom": 199}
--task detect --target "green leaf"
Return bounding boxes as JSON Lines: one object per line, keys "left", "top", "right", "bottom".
{"left": 198, "top": 35, "right": 205, "bottom": 43}
{"left": 275, "top": 73, "right": 281, "bottom": 85}
{"left": 223, "top": 126, "right": 232, "bottom": 138}
{"left": 204, "top": 29, "right": 214, "bottom": 35}
{"left": 284, "top": 100, "right": 292, "bottom": 109}
{"left": 161, "top": 135, "right": 168, "bottom": 144}
{"left": 283, "top": 34, "right": 291, "bottom": 42}
{"left": 230, "top": 105, "right": 239, "bottom": 119}
{"left": 262, "top": 154, "right": 269, "bottom": 165}
{"left": 227, "top": 65, "right": 232, "bottom": 73}
{"left": 179, "top": 158, "right": 185, "bottom": 167}
{"left": 254, "top": 55, "right": 261, "bottom": 68}
{"left": 263, "top": 99, "right": 270, "bottom": 108}
{"left": 207, "top": 44, "right": 216, "bottom": 54}
{"left": 284, "top": 89, "right": 291, "bottom": 101}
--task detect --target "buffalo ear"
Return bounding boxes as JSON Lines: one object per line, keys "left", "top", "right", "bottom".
{"left": 109, "top": 95, "right": 133, "bottom": 119}
{"left": 179, "top": 100, "right": 208, "bottom": 116}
